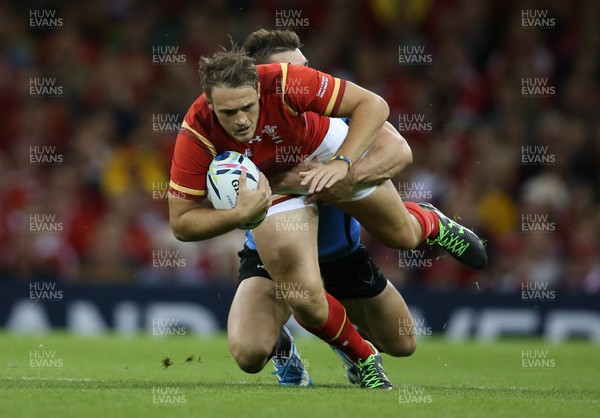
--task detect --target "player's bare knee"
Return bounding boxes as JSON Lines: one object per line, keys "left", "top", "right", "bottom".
{"left": 398, "top": 139, "right": 413, "bottom": 170}
{"left": 287, "top": 296, "right": 327, "bottom": 326}
{"left": 288, "top": 300, "right": 327, "bottom": 325}
{"left": 382, "top": 335, "right": 417, "bottom": 357}
{"left": 400, "top": 335, "right": 417, "bottom": 356}
{"left": 381, "top": 122, "right": 412, "bottom": 171}
{"left": 230, "top": 343, "right": 270, "bottom": 374}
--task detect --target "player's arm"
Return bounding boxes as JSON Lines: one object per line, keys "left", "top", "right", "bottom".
{"left": 265, "top": 168, "right": 305, "bottom": 194}
{"left": 169, "top": 171, "right": 271, "bottom": 241}
{"left": 305, "top": 122, "right": 411, "bottom": 204}
{"left": 169, "top": 121, "right": 272, "bottom": 241}
{"left": 300, "top": 81, "right": 390, "bottom": 193}
{"left": 269, "top": 122, "right": 410, "bottom": 197}
{"left": 348, "top": 121, "right": 411, "bottom": 184}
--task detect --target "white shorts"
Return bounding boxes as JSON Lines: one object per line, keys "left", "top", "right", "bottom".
{"left": 267, "top": 118, "right": 377, "bottom": 218}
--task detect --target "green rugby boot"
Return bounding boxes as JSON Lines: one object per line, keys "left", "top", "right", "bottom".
{"left": 419, "top": 202, "right": 487, "bottom": 269}
{"left": 356, "top": 342, "right": 393, "bottom": 390}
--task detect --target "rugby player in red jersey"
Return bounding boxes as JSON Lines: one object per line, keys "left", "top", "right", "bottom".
{"left": 169, "top": 44, "right": 486, "bottom": 389}
{"left": 225, "top": 29, "right": 418, "bottom": 388}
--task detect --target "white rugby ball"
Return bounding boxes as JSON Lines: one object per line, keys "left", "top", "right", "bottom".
{"left": 207, "top": 151, "right": 266, "bottom": 230}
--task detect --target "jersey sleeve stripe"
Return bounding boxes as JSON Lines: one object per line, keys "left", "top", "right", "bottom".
{"left": 181, "top": 120, "right": 218, "bottom": 156}
{"left": 169, "top": 180, "right": 206, "bottom": 196}
{"left": 279, "top": 63, "right": 299, "bottom": 116}
{"left": 324, "top": 78, "right": 344, "bottom": 116}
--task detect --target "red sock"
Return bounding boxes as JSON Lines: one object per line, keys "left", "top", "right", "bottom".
{"left": 296, "top": 292, "right": 373, "bottom": 363}
{"left": 404, "top": 202, "right": 439, "bottom": 240}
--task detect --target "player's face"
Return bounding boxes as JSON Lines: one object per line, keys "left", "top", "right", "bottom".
{"left": 208, "top": 86, "right": 260, "bottom": 142}
{"left": 268, "top": 48, "right": 309, "bottom": 66}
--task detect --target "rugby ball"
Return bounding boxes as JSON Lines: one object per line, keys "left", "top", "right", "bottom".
{"left": 207, "top": 151, "right": 266, "bottom": 230}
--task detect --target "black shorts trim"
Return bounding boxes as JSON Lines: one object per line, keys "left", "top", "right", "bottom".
{"left": 237, "top": 247, "right": 272, "bottom": 282}
{"left": 237, "top": 245, "right": 387, "bottom": 299}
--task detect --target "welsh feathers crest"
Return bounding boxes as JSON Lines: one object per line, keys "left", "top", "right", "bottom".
{"left": 262, "top": 125, "right": 282, "bottom": 144}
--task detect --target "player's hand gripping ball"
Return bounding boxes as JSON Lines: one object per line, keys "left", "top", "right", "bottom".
{"left": 207, "top": 151, "right": 266, "bottom": 230}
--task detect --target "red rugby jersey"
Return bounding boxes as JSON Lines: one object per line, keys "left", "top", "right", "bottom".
{"left": 169, "top": 63, "right": 346, "bottom": 200}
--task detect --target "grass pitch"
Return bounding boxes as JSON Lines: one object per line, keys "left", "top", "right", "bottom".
{"left": 0, "top": 332, "right": 598, "bottom": 418}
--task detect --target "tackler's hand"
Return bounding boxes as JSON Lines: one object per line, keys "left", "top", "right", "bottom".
{"left": 299, "top": 159, "right": 350, "bottom": 195}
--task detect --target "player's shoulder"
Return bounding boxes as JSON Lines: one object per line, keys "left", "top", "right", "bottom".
{"left": 258, "top": 63, "right": 318, "bottom": 101}
{"left": 186, "top": 93, "right": 210, "bottom": 117}
{"left": 257, "top": 62, "right": 315, "bottom": 82}
{"left": 257, "top": 63, "right": 283, "bottom": 91}
{"left": 257, "top": 62, "right": 284, "bottom": 76}
{"left": 182, "top": 93, "right": 213, "bottom": 132}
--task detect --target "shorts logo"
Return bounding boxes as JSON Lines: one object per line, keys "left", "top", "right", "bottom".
{"left": 257, "top": 264, "right": 266, "bottom": 270}
{"left": 358, "top": 262, "right": 375, "bottom": 285}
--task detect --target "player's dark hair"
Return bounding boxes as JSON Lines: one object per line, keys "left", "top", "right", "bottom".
{"left": 198, "top": 46, "right": 258, "bottom": 99}
{"left": 242, "top": 29, "right": 303, "bottom": 64}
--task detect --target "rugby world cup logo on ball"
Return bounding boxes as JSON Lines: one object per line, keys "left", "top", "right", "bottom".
{"left": 207, "top": 151, "right": 266, "bottom": 230}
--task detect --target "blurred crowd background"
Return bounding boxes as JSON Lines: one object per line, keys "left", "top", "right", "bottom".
{"left": 0, "top": 0, "right": 598, "bottom": 293}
